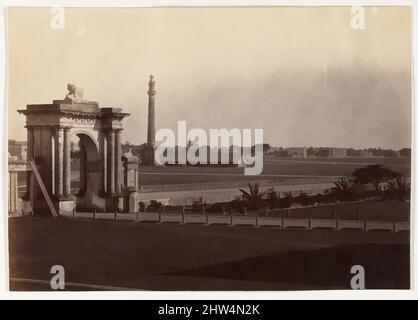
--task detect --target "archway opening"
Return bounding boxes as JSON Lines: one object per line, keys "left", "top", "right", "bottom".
{"left": 70, "top": 132, "right": 102, "bottom": 211}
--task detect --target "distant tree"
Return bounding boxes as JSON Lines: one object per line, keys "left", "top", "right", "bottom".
{"left": 277, "top": 150, "right": 289, "bottom": 158}
{"left": 352, "top": 164, "right": 399, "bottom": 190}
{"left": 231, "top": 197, "right": 246, "bottom": 213}
{"left": 280, "top": 194, "right": 294, "bottom": 208}
{"left": 399, "top": 148, "right": 411, "bottom": 158}
{"left": 192, "top": 197, "right": 204, "bottom": 211}
{"left": 306, "top": 147, "right": 316, "bottom": 157}
{"left": 262, "top": 144, "right": 271, "bottom": 152}
{"left": 383, "top": 150, "right": 399, "bottom": 157}
{"left": 266, "top": 188, "right": 279, "bottom": 209}
{"left": 383, "top": 176, "right": 410, "bottom": 201}
{"left": 251, "top": 144, "right": 271, "bottom": 153}
{"left": 296, "top": 192, "right": 310, "bottom": 206}
{"left": 238, "top": 183, "right": 266, "bottom": 211}
{"left": 148, "top": 200, "right": 162, "bottom": 212}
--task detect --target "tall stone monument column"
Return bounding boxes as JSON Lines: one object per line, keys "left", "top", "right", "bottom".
{"left": 147, "top": 75, "right": 156, "bottom": 148}
{"left": 143, "top": 75, "right": 156, "bottom": 165}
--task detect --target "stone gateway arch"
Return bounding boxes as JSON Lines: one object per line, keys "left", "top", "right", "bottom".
{"left": 18, "top": 87, "right": 130, "bottom": 215}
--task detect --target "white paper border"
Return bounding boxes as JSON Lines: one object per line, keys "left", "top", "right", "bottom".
{"left": 0, "top": 0, "right": 416, "bottom": 300}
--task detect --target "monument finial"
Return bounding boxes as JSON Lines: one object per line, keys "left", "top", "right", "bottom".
{"left": 148, "top": 75, "right": 156, "bottom": 96}
{"left": 64, "top": 83, "right": 84, "bottom": 103}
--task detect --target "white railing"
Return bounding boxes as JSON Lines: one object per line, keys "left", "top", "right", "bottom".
{"left": 67, "top": 210, "right": 409, "bottom": 232}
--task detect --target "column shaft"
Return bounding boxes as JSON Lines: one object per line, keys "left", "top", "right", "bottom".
{"left": 63, "top": 128, "right": 71, "bottom": 196}
{"left": 9, "top": 172, "right": 14, "bottom": 212}
{"left": 115, "top": 130, "right": 122, "bottom": 193}
{"left": 13, "top": 172, "right": 18, "bottom": 212}
{"left": 100, "top": 132, "right": 107, "bottom": 194}
{"left": 107, "top": 130, "right": 115, "bottom": 194}
{"left": 25, "top": 126, "right": 34, "bottom": 198}
{"left": 55, "top": 128, "right": 64, "bottom": 197}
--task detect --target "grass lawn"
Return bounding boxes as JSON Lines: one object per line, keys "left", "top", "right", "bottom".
{"left": 137, "top": 157, "right": 411, "bottom": 185}
{"left": 9, "top": 216, "right": 410, "bottom": 290}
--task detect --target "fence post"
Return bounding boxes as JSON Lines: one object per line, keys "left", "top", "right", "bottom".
{"left": 136, "top": 211, "right": 139, "bottom": 223}
{"left": 182, "top": 205, "right": 185, "bottom": 215}
{"left": 282, "top": 215, "right": 285, "bottom": 228}
{"left": 363, "top": 214, "right": 367, "bottom": 232}
{"left": 230, "top": 214, "right": 233, "bottom": 226}
{"left": 205, "top": 212, "right": 209, "bottom": 225}
{"left": 222, "top": 206, "right": 226, "bottom": 215}
{"left": 392, "top": 213, "right": 396, "bottom": 233}
{"left": 182, "top": 211, "right": 185, "bottom": 225}
{"left": 159, "top": 211, "right": 162, "bottom": 224}
{"left": 255, "top": 215, "right": 259, "bottom": 228}
{"left": 202, "top": 205, "right": 205, "bottom": 215}
{"left": 335, "top": 211, "right": 339, "bottom": 231}
{"left": 308, "top": 213, "right": 311, "bottom": 229}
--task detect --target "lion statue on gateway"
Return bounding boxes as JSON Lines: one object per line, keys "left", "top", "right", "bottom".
{"left": 64, "top": 83, "right": 84, "bottom": 103}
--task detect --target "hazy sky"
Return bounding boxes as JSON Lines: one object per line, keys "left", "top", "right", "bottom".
{"left": 7, "top": 6, "right": 411, "bottom": 149}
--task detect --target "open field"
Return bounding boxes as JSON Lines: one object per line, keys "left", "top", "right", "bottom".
{"left": 137, "top": 157, "right": 411, "bottom": 185}
{"left": 9, "top": 216, "right": 409, "bottom": 290}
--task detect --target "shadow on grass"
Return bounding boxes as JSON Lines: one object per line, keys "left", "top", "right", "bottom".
{"left": 166, "top": 243, "right": 410, "bottom": 289}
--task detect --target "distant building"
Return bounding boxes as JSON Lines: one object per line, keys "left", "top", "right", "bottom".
{"left": 8, "top": 140, "right": 27, "bottom": 161}
{"left": 360, "top": 150, "right": 374, "bottom": 158}
{"left": 285, "top": 147, "right": 307, "bottom": 158}
{"left": 328, "top": 148, "right": 347, "bottom": 158}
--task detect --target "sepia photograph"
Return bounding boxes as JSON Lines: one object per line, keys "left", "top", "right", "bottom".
{"left": 5, "top": 5, "right": 412, "bottom": 293}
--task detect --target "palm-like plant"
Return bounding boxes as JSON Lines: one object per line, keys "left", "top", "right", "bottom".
{"left": 329, "top": 178, "right": 359, "bottom": 201}
{"left": 239, "top": 183, "right": 266, "bottom": 210}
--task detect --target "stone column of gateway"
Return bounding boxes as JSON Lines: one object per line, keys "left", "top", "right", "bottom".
{"left": 107, "top": 128, "right": 115, "bottom": 195}
{"left": 55, "top": 126, "right": 64, "bottom": 197}
{"left": 24, "top": 125, "right": 34, "bottom": 199}
{"left": 115, "top": 128, "right": 123, "bottom": 194}
{"left": 63, "top": 127, "right": 71, "bottom": 196}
